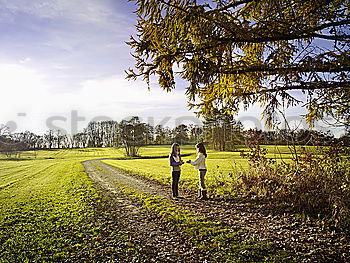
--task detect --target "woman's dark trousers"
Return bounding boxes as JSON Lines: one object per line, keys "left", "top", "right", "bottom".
{"left": 171, "top": 171, "right": 180, "bottom": 197}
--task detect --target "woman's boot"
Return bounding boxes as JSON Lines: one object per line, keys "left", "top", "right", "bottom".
{"left": 199, "top": 190, "right": 207, "bottom": 200}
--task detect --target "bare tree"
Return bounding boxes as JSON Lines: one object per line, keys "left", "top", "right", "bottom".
{"left": 44, "top": 130, "right": 54, "bottom": 149}
{"left": 119, "top": 117, "right": 146, "bottom": 157}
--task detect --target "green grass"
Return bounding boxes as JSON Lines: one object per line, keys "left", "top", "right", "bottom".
{"left": 0, "top": 148, "right": 125, "bottom": 262}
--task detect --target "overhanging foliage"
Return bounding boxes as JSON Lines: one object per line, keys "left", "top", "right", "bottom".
{"left": 127, "top": 0, "right": 350, "bottom": 126}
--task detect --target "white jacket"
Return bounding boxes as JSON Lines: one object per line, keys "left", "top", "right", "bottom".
{"left": 190, "top": 152, "right": 207, "bottom": 170}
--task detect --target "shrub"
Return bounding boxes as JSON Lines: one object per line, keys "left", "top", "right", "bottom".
{"left": 236, "top": 142, "right": 350, "bottom": 230}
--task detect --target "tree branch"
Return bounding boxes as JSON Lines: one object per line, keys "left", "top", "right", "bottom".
{"left": 217, "top": 0, "right": 257, "bottom": 11}
{"left": 313, "top": 19, "right": 350, "bottom": 31}
{"left": 157, "top": 0, "right": 187, "bottom": 13}
{"left": 219, "top": 64, "right": 350, "bottom": 75}
{"left": 312, "top": 33, "right": 350, "bottom": 40}
{"left": 152, "top": 1, "right": 350, "bottom": 43}
{"left": 232, "top": 81, "right": 350, "bottom": 96}
{"left": 217, "top": 31, "right": 350, "bottom": 43}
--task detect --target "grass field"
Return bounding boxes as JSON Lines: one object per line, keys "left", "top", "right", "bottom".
{"left": 0, "top": 148, "right": 125, "bottom": 262}
{"left": 0, "top": 145, "right": 314, "bottom": 261}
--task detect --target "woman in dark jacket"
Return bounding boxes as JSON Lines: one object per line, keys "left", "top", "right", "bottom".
{"left": 169, "top": 143, "right": 184, "bottom": 198}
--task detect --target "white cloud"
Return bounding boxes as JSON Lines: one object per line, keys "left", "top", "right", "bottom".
{"left": 19, "top": 57, "right": 32, "bottom": 64}
{"left": 0, "top": 0, "right": 125, "bottom": 24}
{"left": 0, "top": 64, "right": 46, "bottom": 109}
{"left": 0, "top": 0, "right": 136, "bottom": 89}
{"left": 80, "top": 77, "right": 185, "bottom": 106}
{"left": 0, "top": 63, "right": 194, "bottom": 134}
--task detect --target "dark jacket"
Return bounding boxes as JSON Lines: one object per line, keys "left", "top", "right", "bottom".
{"left": 169, "top": 154, "right": 182, "bottom": 167}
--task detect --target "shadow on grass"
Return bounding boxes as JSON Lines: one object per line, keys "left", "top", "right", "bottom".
{"left": 0, "top": 158, "right": 34, "bottom": 161}
{"left": 0, "top": 157, "right": 62, "bottom": 161}
{"left": 89, "top": 153, "right": 192, "bottom": 161}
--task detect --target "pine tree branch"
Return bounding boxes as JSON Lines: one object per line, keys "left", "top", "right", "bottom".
{"left": 232, "top": 81, "right": 350, "bottom": 96}
{"left": 217, "top": 0, "right": 257, "bottom": 11}
{"left": 217, "top": 31, "right": 350, "bottom": 43}
{"left": 219, "top": 65, "right": 350, "bottom": 75}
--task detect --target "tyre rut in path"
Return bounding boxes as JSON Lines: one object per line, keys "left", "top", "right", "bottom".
{"left": 83, "top": 159, "right": 350, "bottom": 263}
{"left": 83, "top": 159, "right": 208, "bottom": 263}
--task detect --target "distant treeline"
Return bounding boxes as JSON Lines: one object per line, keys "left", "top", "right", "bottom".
{"left": 1, "top": 115, "right": 349, "bottom": 154}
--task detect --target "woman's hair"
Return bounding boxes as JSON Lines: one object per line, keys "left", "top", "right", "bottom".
{"left": 196, "top": 142, "right": 207, "bottom": 157}
{"left": 170, "top": 143, "right": 180, "bottom": 156}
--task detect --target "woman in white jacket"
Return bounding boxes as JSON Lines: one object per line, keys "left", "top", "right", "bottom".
{"left": 187, "top": 142, "right": 208, "bottom": 200}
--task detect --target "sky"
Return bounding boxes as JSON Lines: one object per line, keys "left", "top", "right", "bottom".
{"left": 0, "top": 0, "right": 345, "bottom": 136}
{"left": 0, "top": 0, "right": 198, "bottom": 135}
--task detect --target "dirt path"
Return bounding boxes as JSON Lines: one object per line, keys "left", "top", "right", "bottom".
{"left": 83, "top": 159, "right": 349, "bottom": 262}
